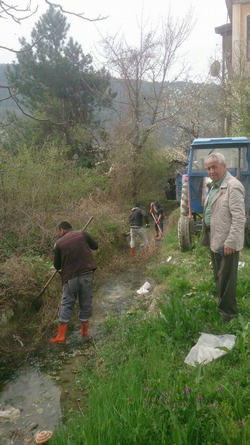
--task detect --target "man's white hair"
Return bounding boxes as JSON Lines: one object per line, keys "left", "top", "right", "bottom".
{"left": 205, "top": 152, "right": 226, "bottom": 166}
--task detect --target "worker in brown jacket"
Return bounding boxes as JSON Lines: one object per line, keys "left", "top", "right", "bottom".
{"left": 50, "top": 221, "right": 98, "bottom": 343}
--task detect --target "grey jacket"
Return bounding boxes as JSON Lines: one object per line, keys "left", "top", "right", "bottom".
{"left": 201, "top": 172, "right": 245, "bottom": 252}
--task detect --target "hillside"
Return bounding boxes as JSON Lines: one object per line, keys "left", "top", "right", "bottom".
{"left": 0, "top": 63, "right": 221, "bottom": 146}
{"left": 0, "top": 64, "right": 22, "bottom": 119}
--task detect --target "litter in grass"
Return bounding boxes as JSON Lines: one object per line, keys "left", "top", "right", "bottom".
{"left": 137, "top": 281, "right": 151, "bottom": 295}
{"left": 166, "top": 256, "right": 172, "bottom": 262}
{"left": 184, "top": 333, "right": 236, "bottom": 367}
{"left": 209, "top": 261, "right": 245, "bottom": 270}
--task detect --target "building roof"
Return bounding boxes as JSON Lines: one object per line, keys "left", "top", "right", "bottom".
{"left": 215, "top": 23, "right": 232, "bottom": 36}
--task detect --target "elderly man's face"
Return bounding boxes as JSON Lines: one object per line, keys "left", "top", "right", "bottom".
{"left": 205, "top": 158, "right": 226, "bottom": 182}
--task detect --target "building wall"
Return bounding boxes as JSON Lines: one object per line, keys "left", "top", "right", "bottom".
{"left": 232, "top": 2, "right": 250, "bottom": 66}
{"left": 241, "top": 4, "right": 250, "bottom": 44}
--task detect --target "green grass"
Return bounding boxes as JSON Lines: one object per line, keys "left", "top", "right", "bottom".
{"left": 50, "top": 218, "right": 250, "bottom": 445}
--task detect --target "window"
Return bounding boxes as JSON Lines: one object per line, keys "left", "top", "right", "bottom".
{"left": 247, "top": 15, "right": 250, "bottom": 60}
{"left": 191, "top": 147, "right": 248, "bottom": 172}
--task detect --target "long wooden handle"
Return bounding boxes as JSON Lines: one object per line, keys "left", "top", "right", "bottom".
{"left": 36, "top": 216, "right": 94, "bottom": 299}
{"left": 151, "top": 212, "right": 162, "bottom": 234}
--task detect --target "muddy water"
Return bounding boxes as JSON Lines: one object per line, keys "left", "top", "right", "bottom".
{"left": 0, "top": 268, "right": 147, "bottom": 445}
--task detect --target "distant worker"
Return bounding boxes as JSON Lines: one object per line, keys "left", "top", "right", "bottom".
{"left": 201, "top": 153, "right": 245, "bottom": 323}
{"left": 164, "top": 183, "right": 171, "bottom": 200}
{"left": 150, "top": 201, "right": 164, "bottom": 238}
{"left": 129, "top": 203, "right": 149, "bottom": 255}
{"left": 164, "top": 178, "right": 176, "bottom": 200}
{"left": 50, "top": 221, "right": 98, "bottom": 343}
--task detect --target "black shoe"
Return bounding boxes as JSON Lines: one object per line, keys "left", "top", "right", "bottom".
{"left": 221, "top": 314, "right": 234, "bottom": 323}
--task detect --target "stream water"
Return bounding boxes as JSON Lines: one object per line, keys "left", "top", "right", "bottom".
{"left": 0, "top": 269, "right": 147, "bottom": 445}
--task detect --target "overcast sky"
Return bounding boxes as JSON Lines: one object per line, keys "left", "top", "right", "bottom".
{"left": 0, "top": 0, "right": 229, "bottom": 79}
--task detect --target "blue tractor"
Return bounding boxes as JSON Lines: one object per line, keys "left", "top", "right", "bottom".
{"left": 178, "top": 137, "right": 250, "bottom": 251}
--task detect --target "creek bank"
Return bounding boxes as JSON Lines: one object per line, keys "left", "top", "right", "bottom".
{"left": 0, "top": 265, "right": 158, "bottom": 445}
{"left": 0, "top": 201, "right": 179, "bottom": 445}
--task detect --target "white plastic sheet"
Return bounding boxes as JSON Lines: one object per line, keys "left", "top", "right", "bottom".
{"left": 184, "top": 333, "right": 236, "bottom": 367}
{"left": 0, "top": 406, "right": 20, "bottom": 423}
{"left": 137, "top": 281, "right": 151, "bottom": 295}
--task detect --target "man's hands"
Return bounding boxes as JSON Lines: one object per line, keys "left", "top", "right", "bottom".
{"left": 224, "top": 245, "right": 235, "bottom": 256}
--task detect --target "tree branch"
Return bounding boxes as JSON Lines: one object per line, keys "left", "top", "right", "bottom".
{"left": 7, "top": 87, "right": 68, "bottom": 126}
{"left": 0, "top": 21, "right": 64, "bottom": 52}
{"left": 1, "top": 1, "right": 38, "bottom": 24}
{"left": 44, "top": 0, "right": 108, "bottom": 22}
{"left": 0, "top": 118, "right": 14, "bottom": 127}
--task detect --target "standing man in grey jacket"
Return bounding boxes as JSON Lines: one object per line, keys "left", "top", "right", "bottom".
{"left": 201, "top": 152, "right": 245, "bottom": 322}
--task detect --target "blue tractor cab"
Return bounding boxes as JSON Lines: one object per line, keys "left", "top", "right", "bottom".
{"left": 178, "top": 137, "right": 250, "bottom": 251}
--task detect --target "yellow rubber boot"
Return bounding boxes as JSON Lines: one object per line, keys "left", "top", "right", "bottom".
{"left": 81, "top": 321, "right": 89, "bottom": 336}
{"left": 50, "top": 324, "right": 67, "bottom": 343}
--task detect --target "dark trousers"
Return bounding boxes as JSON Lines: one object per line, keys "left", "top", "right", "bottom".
{"left": 210, "top": 250, "right": 239, "bottom": 321}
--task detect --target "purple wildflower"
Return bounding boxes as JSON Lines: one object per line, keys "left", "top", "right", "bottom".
{"left": 164, "top": 398, "right": 170, "bottom": 404}
{"left": 183, "top": 387, "right": 193, "bottom": 394}
{"left": 173, "top": 403, "right": 179, "bottom": 411}
{"left": 238, "top": 420, "right": 244, "bottom": 428}
{"left": 164, "top": 391, "right": 171, "bottom": 396}
{"left": 210, "top": 403, "right": 217, "bottom": 409}
{"left": 143, "top": 398, "right": 147, "bottom": 405}
{"left": 196, "top": 394, "right": 202, "bottom": 401}
{"left": 235, "top": 381, "right": 240, "bottom": 386}
{"left": 182, "top": 401, "right": 188, "bottom": 406}
{"left": 217, "top": 386, "right": 223, "bottom": 392}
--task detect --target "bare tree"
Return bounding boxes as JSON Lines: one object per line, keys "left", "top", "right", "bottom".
{"left": 101, "top": 10, "right": 193, "bottom": 197}
{"left": 209, "top": 46, "right": 250, "bottom": 138}
{"left": 169, "top": 80, "right": 223, "bottom": 149}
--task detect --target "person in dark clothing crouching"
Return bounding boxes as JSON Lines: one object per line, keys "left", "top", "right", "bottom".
{"left": 129, "top": 203, "right": 149, "bottom": 255}
{"left": 50, "top": 221, "right": 98, "bottom": 344}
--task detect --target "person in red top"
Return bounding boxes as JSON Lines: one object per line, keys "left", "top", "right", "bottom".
{"left": 50, "top": 221, "right": 98, "bottom": 344}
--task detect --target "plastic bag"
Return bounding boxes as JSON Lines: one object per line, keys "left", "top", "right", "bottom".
{"left": 137, "top": 281, "right": 151, "bottom": 295}
{"left": 184, "top": 333, "right": 236, "bottom": 367}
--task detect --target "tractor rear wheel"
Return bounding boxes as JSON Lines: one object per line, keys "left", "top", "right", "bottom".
{"left": 180, "top": 182, "right": 189, "bottom": 216}
{"left": 178, "top": 216, "right": 192, "bottom": 251}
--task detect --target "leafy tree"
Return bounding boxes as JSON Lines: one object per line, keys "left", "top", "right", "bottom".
{"left": 0, "top": 1, "right": 108, "bottom": 127}
{"left": 6, "top": 6, "right": 115, "bottom": 162}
